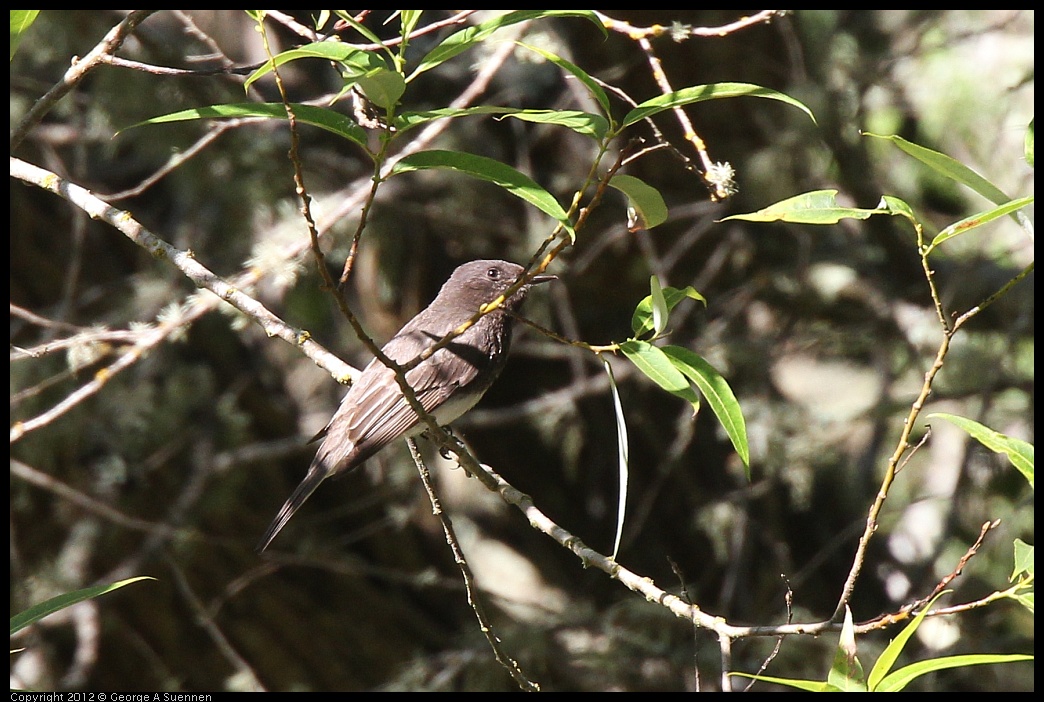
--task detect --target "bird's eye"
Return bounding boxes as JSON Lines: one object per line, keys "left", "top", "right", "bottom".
{"left": 486, "top": 267, "right": 500, "bottom": 279}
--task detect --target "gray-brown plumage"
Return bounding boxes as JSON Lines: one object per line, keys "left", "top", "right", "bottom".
{"left": 257, "top": 260, "right": 554, "bottom": 552}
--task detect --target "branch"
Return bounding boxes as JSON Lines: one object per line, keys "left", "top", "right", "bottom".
{"left": 11, "top": 10, "right": 159, "bottom": 151}
{"left": 9, "top": 157, "right": 356, "bottom": 443}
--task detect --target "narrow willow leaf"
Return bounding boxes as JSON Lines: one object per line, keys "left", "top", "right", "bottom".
{"left": 390, "top": 150, "right": 574, "bottom": 235}
{"left": 602, "top": 355, "right": 629, "bottom": 561}
{"left": 609, "top": 174, "right": 669, "bottom": 230}
{"left": 620, "top": 340, "right": 690, "bottom": 393}
{"left": 500, "top": 109, "right": 609, "bottom": 140}
{"left": 400, "top": 10, "right": 423, "bottom": 39}
{"left": 868, "top": 591, "right": 948, "bottom": 691}
{"left": 410, "top": 10, "right": 605, "bottom": 81}
{"left": 397, "top": 106, "right": 607, "bottom": 139}
{"left": 631, "top": 285, "right": 706, "bottom": 338}
{"left": 333, "top": 11, "right": 388, "bottom": 48}
{"left": 397, "top": 106, "right": 527, "bottom": 131}
{"left": 927, "top": 196, "right": 1034, "bottom": 253}
{"left": 124, "top": 103, "right": 371, "bottom": 153}
{"left": 517, "top": 42, "right": 613, "bottom": 120}
{"left": 876, "top": 655, "right": 1034, "bottom": 693}
{"left": 622, "top": 82, "right": 816, "bottom": 128}
{"left": 11, "top": 577, "right": 155, "bottom": 634}
{"left": 649, "top": 276, "right": 668, "bottom": 337}
{"left": 722, "top": 189, "right": 886, "bottom": 224}
{"left": 863, "top": 132, "right": 1012, "bottom": 205}
{"left": 244, "top": 41, "right": 383, "bottom": 91}
{"left": 1025, "top": 119, "right": 1034, "bottom": 168}
{"left": 727, "top": 672, "right": 837, "bottom": 692}
{"left": 662, "top": 345, "right": 750, "bottom": 473}
{"left": 929, "top": 413, "right": 1033, "bottom": 488}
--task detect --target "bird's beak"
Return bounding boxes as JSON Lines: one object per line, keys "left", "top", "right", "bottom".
{"left": 529, "top": 273, "right": 557, "bottom": 285}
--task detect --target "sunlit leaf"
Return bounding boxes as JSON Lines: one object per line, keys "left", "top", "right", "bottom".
{"left": 410, "top": 10, "right": 605, "bottom": 81}
{"left": 1012, "top": 539, "right": 1033, "bottom": 582}
{"left": 609, "top": 174, "right": 668, "bottom": 230}
{"left": 244, "top": 41, "right": 385, "bottom": 91}
{"left": 631, "top": 286, "right": 706, "bottom": 338}
{"left": 661, "top": 345, "right": 750, "bottom": 473}
{"left": 828, "top": 607, "right": 868, "bottom": 691}
{"left": 927, "top": 196, "right": 1034, "bottom": 253}
{"left": 649, "top": 276, "right": 668, "bottom": 336}
{"left": 517, "top": 42, "right": 612, "bottom": 120}
{"left": 622, "top": 82, "right": 816, "bottom": 128}
{"left": 620, "top": 340, "right": 690, "bottom": 394}
{"left": 929, "top": 413, "right": 1033, "bottom": 488}
{"left": 1025, "top": 119, "right": 1034, "bottom": 168}
{"left": 602, "top": 356, "right": 629, "bottom": 561}
{"left": 722, "top": 189, "right": 887, "bottom": 224}
{"left": 868, "top": 592, "right": 948, "bottom": 690}
{"left": 864, "top": 132, "right": 1012, "bottom": 205}
{"left": 11, "top": 577, "right": 155, "bottom": 635}
{"left": 876, "top": 655, "right": 1034, "bottom": 693}
{"left": 356, "top": 67, "right": 406, "bottom": 110}
{"left": 124, "top": 103, "right": 371, "bottom": 154}
{"left": 10, "top": 10, "right": 40, "bottom": 61}
{"left": 390, "top": 150, "right": 573, "bottom": 235}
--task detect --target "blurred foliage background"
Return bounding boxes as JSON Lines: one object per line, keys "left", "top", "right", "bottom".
{"left": 10, "top": 10, "right": 1033, "bottom": 692}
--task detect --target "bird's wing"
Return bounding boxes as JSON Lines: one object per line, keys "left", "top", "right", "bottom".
{"left": 314, "top": 331, "right": 484, "bottom": 472}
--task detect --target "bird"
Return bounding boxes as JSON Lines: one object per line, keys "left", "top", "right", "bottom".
{"left": 257, "top": 259, "right": 555, "bottom": 552}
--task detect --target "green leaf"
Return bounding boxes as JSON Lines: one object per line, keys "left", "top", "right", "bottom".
{"left": 10, "top": 10, "right": 40, "bottom": 61}
{"left": 356, "top": 67, "right": 406, "bottom": 111}
{"left": 868, "top": 592, "right": 947, "bottom": 690}
{"left": 927, "top": 195, "right": 1034, "bottom": 253}
{"left": 876, "top": 654, "right": 1034, "bottom": 693}
{"left": 631, "top": 285, "right": 706, "bottom": 338}
{"left": 1012, "top": 591, "right": 1034, "bottom": 613}
{"left": 390, "top": 150, "right": 573, "bottom": 235}
{"left": 11, "top": 577, "right": 155, "bottom": 635}
{"left": 243, "top": 41, "right": 385, "bottom": 91}
{"left": 516, "top": 42, "right": 612, "bottom": 120}
{"left": 728, "top": 672, "right": 838, "bottom": 692}
{"left": 661, "top": 345, "right": 750, "bottom": 472}
{"left": 649, "top": 276, "right": 668, "bottom": 337}
{"left": 609, "top": 174, "right": 669, "bottom": 230}
{"left": 399, "top": 10, "right": 423, "bottom": 40}
{"left": 397, "top": 106, "right": 524, "bottom": 131}
{"left": 396, "top": 106, "right": 607, "bottom": 139}
{"left": 124, "top": 103, "right": 371, "bottom": 155}
{"left": 722, "top": 189, "right": 887, "bottom": 224}
{"left": 602, "top": 356, "right": 629, "bottom": 562}
{"left": 863, "top": 132, "right": 1012, "bottom": 205}
{"left": 332, "top": 11, "right": 388, "bottom": 49}
{"left": 828, "top": 607, "right": 868, "bottom": 691}
{"left": 410, "top": 10, "right": 605, "bottom": 81}
{"left": 1025, "top": 119, "right": 1034, "bottom": 168}
{"left": 928, "top": 413, "right": 1033, "bottom": 489}
{"left": 500, "top": 109, "right": 609, "bottom": 140}
{"left": 622, "top": 82, "right": 816, "bottom": 128}
{"left": 1012, "top": 539, "right": 1033, "bottom": 582}
{"left": 620, "top": 340, "right": 691, "bottom": 394}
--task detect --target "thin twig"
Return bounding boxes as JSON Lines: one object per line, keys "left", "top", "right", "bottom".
{"left": 407, "top": 439, "right": 540, "bottom": 691}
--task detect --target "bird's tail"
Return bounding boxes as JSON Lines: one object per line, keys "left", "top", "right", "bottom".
{"left": 256, "top": 465, "right": 329, "bottom": 553}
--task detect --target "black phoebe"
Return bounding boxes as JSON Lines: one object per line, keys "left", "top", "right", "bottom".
{"left": 257, "top": 259, "right": 555, "bottom": 552}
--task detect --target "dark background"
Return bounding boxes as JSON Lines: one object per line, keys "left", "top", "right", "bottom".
{"left": 10, "top": 10, "right": 1034, "bottom": 691}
